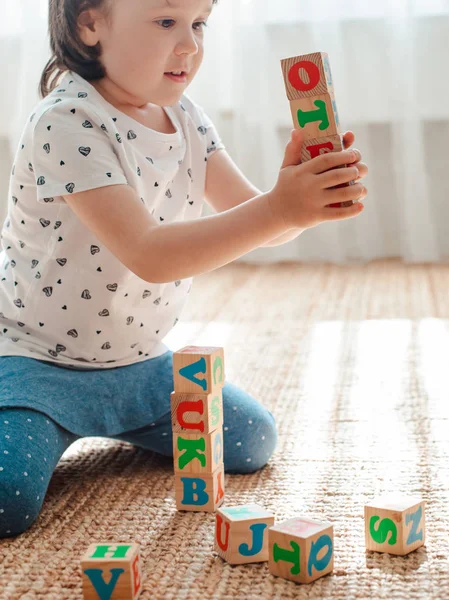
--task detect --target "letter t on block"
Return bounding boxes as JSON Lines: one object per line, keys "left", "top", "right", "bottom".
{"left": 268, "top": 517, "right": 334, "bottom": 584}
{"left": 81, "top": 542, "right": 142, "bottom": 600}
{"left": 364, "top": 495, "right": 426, "bottom": 555}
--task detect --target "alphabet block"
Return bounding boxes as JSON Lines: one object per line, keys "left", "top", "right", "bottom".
{"left": 171, "top": 390, "right": 223, "bottom": 434}
{"left": 281, "top": 52, "right": 334, "bottom": 101}
{"left": 175, "top": 463, "right": 225, "bottom": 512}
{"left": 364, "top": 495, "right": 426, "bottom": 555}
{"left": 268, "top": 517, "right": 334, "bottom": 585}
{"left": 290, "top": 93, "right": 341, "bottom": 141}
{"left": 215, "top": 504, "right": 275, "bottom": 564}
{"left": 81, "top": 542, "right": 142, "bottom": 599}
{"left": 173, "top": 346, "right": 225, "bottom": 395}
{"left": 173, "top": 428, "right": 223, "bottom": 474}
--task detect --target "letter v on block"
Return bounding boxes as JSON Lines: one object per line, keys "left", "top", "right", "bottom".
{"left": 80, "top": 542, "right": 142, "bottom": 600}
{"left": 173, "top": 346, "right": 225, "bottom": 395}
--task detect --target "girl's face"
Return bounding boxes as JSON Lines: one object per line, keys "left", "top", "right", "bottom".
{"left": 81, "top": 0, "right": 213, "bottom": 106}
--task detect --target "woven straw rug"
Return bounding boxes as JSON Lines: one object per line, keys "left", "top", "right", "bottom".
{"left": 1, "top": 258, "right": 448, "bottom": 599}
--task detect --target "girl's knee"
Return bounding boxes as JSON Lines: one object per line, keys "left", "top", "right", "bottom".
{"left": 0, "top": 478, "right": 43, "bottom": 538}
{"left": 224, "top": 411, "right": 278, "bottom": 475}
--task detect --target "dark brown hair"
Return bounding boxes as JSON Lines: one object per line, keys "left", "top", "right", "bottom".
{"left": 39, "top": 0, "right": 218, "bottom": 99}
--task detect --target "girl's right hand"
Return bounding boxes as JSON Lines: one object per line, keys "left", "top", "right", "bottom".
{"left": 267, "top": 129, "right": 368, "bottom": 230}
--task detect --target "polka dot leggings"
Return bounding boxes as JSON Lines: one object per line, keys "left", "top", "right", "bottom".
{"left": 0, "top": 407, "right": 80, "bottom": 539}
{"left": 0, "top": 384, "right": 277, "bottom": 539}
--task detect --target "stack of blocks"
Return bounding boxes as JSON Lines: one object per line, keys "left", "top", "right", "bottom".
{"left": 171, "top": 346, "right": 226, "bottom": 512}
{"left": 280, "top": 51, "right": 354, "bottom": 208}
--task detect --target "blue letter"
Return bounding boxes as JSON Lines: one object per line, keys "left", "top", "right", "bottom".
{"left": 181, "top": 477, "right": 209, "bottom": 506}
{"left": 239, "top": 523, "right": 267, "bottom": 556}
{"left": 406, "top": 505, "right": 423, "bottom": 545}
{"left": 308, "top": 534, "right": 333, "bottom": 577}
{"left": 179, "top": 357, "right": 207, "bottom": 390}
{"left": 83, "top": 568, "right": 125, "bottom": 600}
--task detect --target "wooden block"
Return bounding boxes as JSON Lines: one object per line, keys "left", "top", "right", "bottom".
{"left": 290, "top": 93, "right": 341, "bottom": 141}
{"left": 171, "top": 390, "right": 223, "bottom": 434}
{"left": 301, "top": 134, "right": 354, "bottom": 208}
{"left": 215, "top": 504, "right": 275, "bottom": 564}
{"left": 301, "top": 134, "right": 344, "bottom": 163}
{"left": 281, "top": 52, "right": 334, "bottom": 101}
{"left": 173, "top": 346, "right": 225, "bottom": 395}
{"left": 173, "top": 428, "right": 223, "bottom": 474}
{"left": 81, "top": 542, "right": 142, "bottom": 600}
{"left": 268, "top": 517, "right": 334, "bottom": 585}
{"left": 365, "top": 495, "right": 426, "bottom": 555}
{"left": 175, "top": 462, "right": 225, "bottom": 512}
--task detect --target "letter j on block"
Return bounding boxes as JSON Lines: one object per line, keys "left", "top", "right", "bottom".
{"left": 215, "top": 504, "right": 275, "bottom": 564}
{"left": 81, "top": 542, "right": 142, "bottom": 600}
{"left": 173, "top": 346, "right": 225, "bottom": 395}
{"left": 364, "top": 495, "right": 426, "bottom": 555}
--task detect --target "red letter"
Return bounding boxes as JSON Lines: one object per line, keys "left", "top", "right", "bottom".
{"left": 288, "top": 60, "right": 320, "bottom": 93}
{"left": 215, "top": 470, "right": 224, "bottom": 503}
{"left": 306, "top": 141, "right": 334, "bottom": 159}
{"left": 132, "top": 554, "right": 141, "bottom": 595}
{"left": 216, "top": 514, "right": 230, "bottom": 551}
{"left": 177, "top": 399, "right": 205, "bottom": 433}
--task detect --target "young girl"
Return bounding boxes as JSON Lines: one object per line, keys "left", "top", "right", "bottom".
{"left": 0, "top": 0, "right": 368, "bottom": 538}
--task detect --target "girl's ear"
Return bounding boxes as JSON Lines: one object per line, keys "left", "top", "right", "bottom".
{"left": 78, "top": 9, "right": 103, "bottom": 47}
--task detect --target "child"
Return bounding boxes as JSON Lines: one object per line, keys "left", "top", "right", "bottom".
{"left": 0, "top": 0, "right": 368, "bottom": 538}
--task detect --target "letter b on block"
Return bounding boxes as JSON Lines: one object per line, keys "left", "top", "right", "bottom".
{"left": 175, "top": 463, "right": 225, "bottom": 513}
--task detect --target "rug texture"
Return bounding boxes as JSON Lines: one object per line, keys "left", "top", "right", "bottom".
{"left": 1, "top": 259, "right": 448, "bottom": 599}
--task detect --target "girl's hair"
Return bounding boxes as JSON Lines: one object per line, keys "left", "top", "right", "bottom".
{"left": 39, "top": 0, "right": 219, "bottom": 99}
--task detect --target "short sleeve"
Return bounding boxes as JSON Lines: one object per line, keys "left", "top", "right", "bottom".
{"left": 31, "top": 101, "right": 128, "bottom": 202}
{"left": 195, "top": 104, "right": 226, "bottom": 159}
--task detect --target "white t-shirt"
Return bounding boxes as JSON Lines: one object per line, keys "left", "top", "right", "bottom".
{"left": 0, "top": 70, "right": 225, "bottom": 369}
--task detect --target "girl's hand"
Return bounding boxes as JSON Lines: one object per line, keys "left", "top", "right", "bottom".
{"left": 342, "top": 131, "right": 369, "bottom": 182}
{"left": 269, "top": 128, "right": 368, "bottom": 230}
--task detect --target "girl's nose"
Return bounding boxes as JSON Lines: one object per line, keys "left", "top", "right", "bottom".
{"left": 176, "top": 30, "right": 199, "bottom": 55}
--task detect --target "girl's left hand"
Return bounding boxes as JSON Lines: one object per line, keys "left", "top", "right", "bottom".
{"left": 342, "top": 131, "right": 369, "bottom": 182}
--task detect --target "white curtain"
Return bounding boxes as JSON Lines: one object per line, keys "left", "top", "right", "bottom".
{"left": 2, "top": 0, "right": 449, "bottom": 264}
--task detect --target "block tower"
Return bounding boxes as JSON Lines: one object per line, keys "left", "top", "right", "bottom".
{"left": 281, "top": 51, "right": 354, "bottom": 208}
{"left": 171, "top": 346, "right": 226, "bottom": 512}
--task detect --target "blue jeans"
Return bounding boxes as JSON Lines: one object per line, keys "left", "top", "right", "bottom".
{"left": 0, "top": 353, "right": 277, "bottom": 538}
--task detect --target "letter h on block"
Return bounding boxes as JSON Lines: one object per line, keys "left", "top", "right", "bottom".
{"left": 215, "top": 504, "right": 275, "bottom": 564}
{"left": 364, "top": 495, "right": 426, "bottom": 555}
{"left": 268, "top": 517, "right": 334, "bottom": 585}
{"left": 280, "top": 51, "right": 353, "bottom": 208}
{"left": 172, "top": 346, "right": 226, "bottom": 512}
{"left": 81, "top": 542, "right": 142, "bottom": 600}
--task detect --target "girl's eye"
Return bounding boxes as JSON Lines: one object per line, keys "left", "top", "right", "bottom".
{"left": 157, "top": 19, "right": 208, "bottom": 30}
